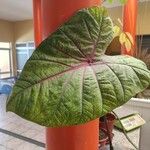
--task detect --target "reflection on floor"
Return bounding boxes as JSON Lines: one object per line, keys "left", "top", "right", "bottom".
{"left": 0, "top": 95, "right": 139, "bottom": 150}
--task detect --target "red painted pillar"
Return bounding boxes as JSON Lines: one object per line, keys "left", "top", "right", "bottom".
{"left": 46, "top": 119, "right": 99, "bottom": 150}
{"left": 33, "top": 0, "right": 101, "bottom": 150}
{"left": 41, "top": 0, "right": 101, "bottom": 39}
{"left": 33, "top": 0, "right": 42, "bottom": 47}
{"left": 122, "top": 0, "right": 138, "bottom": 55}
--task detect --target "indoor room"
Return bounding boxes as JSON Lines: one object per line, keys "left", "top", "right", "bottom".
{"left": 0, "top": 0, "right": 150, "bottom": 150}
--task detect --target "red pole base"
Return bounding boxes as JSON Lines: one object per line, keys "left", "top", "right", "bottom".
{"left": 46, "top": 119, "right": 99, "bottom": 150}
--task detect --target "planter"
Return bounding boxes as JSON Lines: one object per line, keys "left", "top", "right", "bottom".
{"left": 115, "top": 98, "right": 150, "bottom": 150}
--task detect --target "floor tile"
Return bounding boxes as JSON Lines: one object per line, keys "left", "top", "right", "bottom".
{"left": 0, "top": 145, "right": 12, "bottom": 150}
{"left": 16, "top": 141, "right": 43, "bottom": 150}
{"left": 5, "top": 138, "right": 24, "bottom": 149}
{"left": 34, "top": 133, "right": 46, "bottom": 143}
{"left": 20, "top": 129, "right": 39, "bottom": 139}
{"left": 0, "top": 132, "right": 12, "bottom": 145}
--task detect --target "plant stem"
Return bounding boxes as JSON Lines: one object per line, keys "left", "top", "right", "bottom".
{"left": 103, "top": 116, "right": 114, "bottom": 150}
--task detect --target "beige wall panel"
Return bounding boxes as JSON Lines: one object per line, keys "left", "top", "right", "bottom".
{"left": 107, "top": 2, "right": 150, "bottom": 35}
{"left": 14, "top": 20, "right": 34, "bottom": 42}
{"left": 0, "top": 19, "right": 14, "bottom": 42}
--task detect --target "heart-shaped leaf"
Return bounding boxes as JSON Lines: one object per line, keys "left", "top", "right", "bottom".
{"left": 7, "top": 7, "right": 150, "bottom": 127}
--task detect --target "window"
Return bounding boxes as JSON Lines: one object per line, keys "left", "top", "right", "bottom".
{"left": 16, "top": 41, "right": 35, "bottom": 74}
{"left": 137, "top": 35, "right": 150, "bottom": 52}
{"left": 0, "top": 42, "right": 12, "bottom": 78}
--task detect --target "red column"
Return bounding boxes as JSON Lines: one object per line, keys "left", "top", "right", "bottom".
{"left": 41, "top": 0, "right": 101, "bottom": 39}
{"left": 33, "top": 0, "right": 42, "bottom": 47}
{"left": 33, "top": 0, "right": 100, "bottom": 150}
{"left": 46, "top": 119, "right": 99, "bottom": 150}
{"left": 122, "top": 0, "right": 138, "bottom": 55}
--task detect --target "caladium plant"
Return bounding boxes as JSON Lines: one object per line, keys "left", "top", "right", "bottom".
{"left": 7, "top": 7, "right": 150, "bottom": 127}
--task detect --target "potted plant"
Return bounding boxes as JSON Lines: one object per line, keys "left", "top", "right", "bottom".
{"left": 6, "top": 6, "right": 150, "bottom": 149}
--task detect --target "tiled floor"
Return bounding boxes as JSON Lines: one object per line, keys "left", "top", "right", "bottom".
{"left": 0, "top": 95, "right": 45, "bottom": 150}
{"left": 0, "top": 94, "right": 139, "bottom": 150}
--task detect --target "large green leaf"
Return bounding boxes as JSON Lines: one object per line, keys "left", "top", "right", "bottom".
{"left": 7, "top": 7, "right": 150, "bottom": 127}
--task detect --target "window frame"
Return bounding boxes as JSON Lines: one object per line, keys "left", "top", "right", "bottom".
{"left": 0, "top": 42, "right": 12, "bottom": 78}
{"left": 16, "top": 41, "right": 35, "bottom": 74}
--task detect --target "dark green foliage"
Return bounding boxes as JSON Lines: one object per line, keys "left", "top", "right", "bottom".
{"left": 7, "top": 7, "right": 150, "bottom": 127}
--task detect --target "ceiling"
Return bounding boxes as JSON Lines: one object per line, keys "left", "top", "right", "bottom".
{"left": 0, "top": 0, "right": 33, "bottom": 21}
{"left": 0, "top": 0, "right": 149, "bottom": 21}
